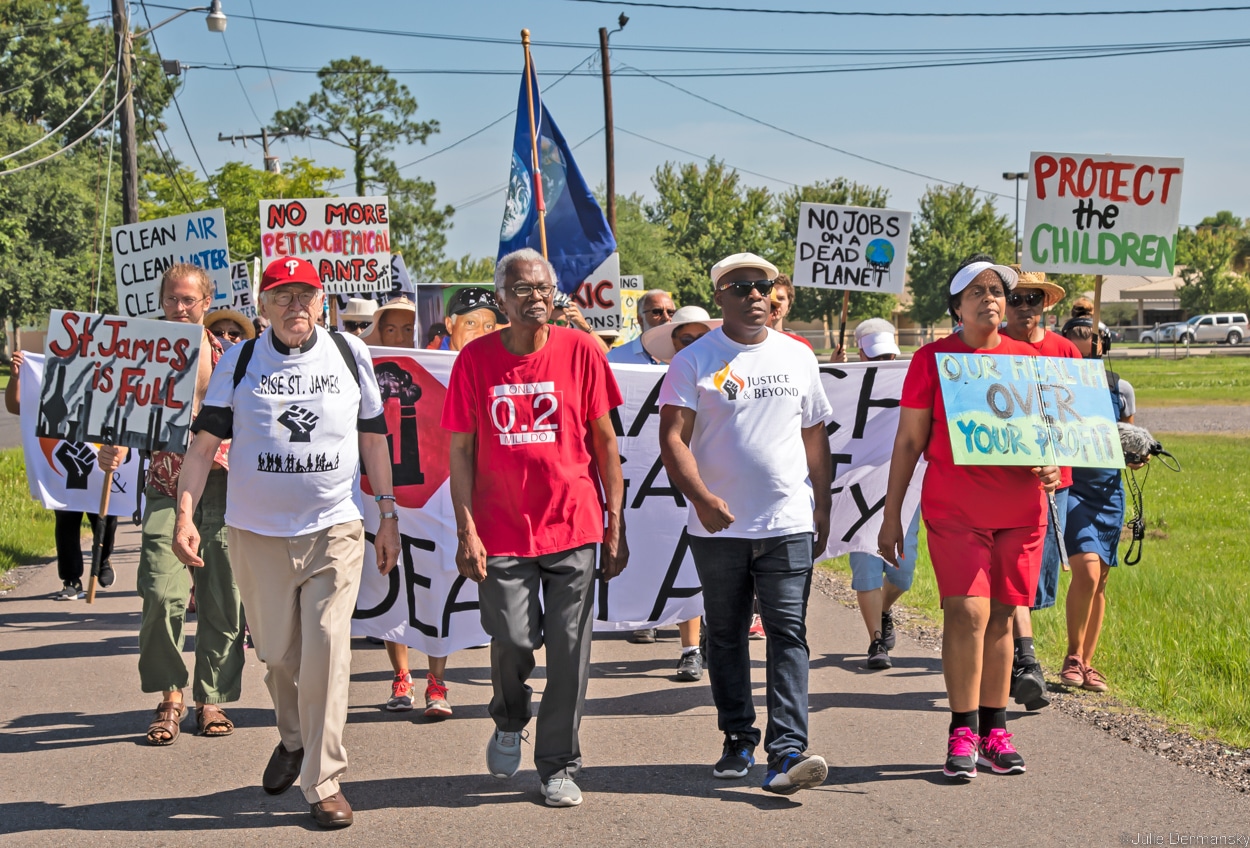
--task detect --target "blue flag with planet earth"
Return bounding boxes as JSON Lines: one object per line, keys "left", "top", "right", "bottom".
{"left": 497, "top": 61, "right": 616, "bottom": 293}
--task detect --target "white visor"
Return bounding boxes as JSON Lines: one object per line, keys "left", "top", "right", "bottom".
{"left": 859, "top": 332, "right": 901, "bottom": 359}
{"left": 949, "top": 261, "right": 1018, "bottom": 296}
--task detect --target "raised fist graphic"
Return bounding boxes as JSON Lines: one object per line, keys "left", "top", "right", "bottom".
{"left": 56, "top": 442, "right": 97, "bottom": 490}
{"left": 277, "top": 406, "right": 319, "bottom": 443}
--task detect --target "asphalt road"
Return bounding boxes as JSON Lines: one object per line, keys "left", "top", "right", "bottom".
{"left": 0, "top": 524, "right": 1246, "bottom": 847}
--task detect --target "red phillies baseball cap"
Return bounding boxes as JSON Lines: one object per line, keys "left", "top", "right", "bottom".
{"left": 261, "top": 257, "right": 323, "bottom": 292}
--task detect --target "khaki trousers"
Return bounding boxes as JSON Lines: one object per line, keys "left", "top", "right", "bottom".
{"left": 228, "top": 521, "right": 364, "bottom": 803}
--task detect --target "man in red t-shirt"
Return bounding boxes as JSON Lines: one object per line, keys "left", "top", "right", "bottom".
{"left": 442, "top": 248, "right": 628, "bottom": 809}
{"left": 1002, "top": 268, "right": 1081, "bottom": 712}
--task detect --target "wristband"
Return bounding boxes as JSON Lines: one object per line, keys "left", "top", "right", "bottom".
{"left": 379, "top": 511, "right": 399, "bottom": 520}
{"left": 374, "top": 494, "right": 396, "bottom": 502}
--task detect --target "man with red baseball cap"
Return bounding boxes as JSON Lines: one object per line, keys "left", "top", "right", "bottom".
{"left": 174, "top": 257, "right": 400, "bottom": 829}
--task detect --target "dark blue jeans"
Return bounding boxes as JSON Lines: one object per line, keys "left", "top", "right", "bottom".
{"left": 688, "top": 532, "right": 814, "bottom": 769}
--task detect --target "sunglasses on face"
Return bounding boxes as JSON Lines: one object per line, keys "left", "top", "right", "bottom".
{"left": 1007, "top": 291, "right": 1045, "bottom": 308}
{"left": 648, "top": 307, "right": 676, "bottom": 317}
{"left": 718, "top": 280, "right": 774, "bottom": 297}
{"left": 211, "top": 328, "right": 243, "bottom": 341}
{"left": 343, "top": 321, "right": 372, "bottom": 332}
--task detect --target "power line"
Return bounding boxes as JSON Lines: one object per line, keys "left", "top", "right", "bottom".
{"left": 0, "top": 64, "right": 115, "bottom": 162}
{"left": 0, "top": 12, "right": 111, "bottom": 38}
{"left": 619, "top": 62, "right": 1012, "bottom": 199}
{"left": 564, "top": 0, "right": 1250, "bottom": 17}
{"left": 449, "top": 127, "right": 603, "bottom": 212}
{"left": 169, "top": 86, "right": 210, "bottom": 182}
{"left": 615, "top": 126, "right": 797, "bottom": 187}
{"left": 246, "top": 0, "right": 283, "bottom": 114}
{"left": 0, "top": 83, "right": 128, "bottom": 176}
{"left": 220, "top": 32, "right": 265, "bottom": 125}
{"left": 0, "top": 56, "right": 75, "bottom": 96}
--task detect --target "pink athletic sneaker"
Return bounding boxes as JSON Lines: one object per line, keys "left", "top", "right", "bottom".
{"left": 943, "top": 727, "right": 979, "bottom": 780}
{"left": 978, "top": 728, "right": 1026, "bottom": 775}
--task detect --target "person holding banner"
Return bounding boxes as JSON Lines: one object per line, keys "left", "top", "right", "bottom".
{"left": 607, "top": 289, "right": 676, "bottom": 365}
{"left": 1000, "top": 268, "right": 1080, "bottom": 711}
{"left": 658, "top": 252, "right": 833, "bottom": 796}
{"left": 1057, "top": 318, "right": 1138, "bottom": 695}
{"left": 5, "top": 351, "right": 120, "bottom": 599}
{"left": 173, "top": 257, "right": 398, "bottom": 829}
{"left": 443, "top": 248, "right": 627, "bottom": 809}
{"left": 879, "top": 255, "right": 1060, "bottom": 780}
{"left": 97, "top": 263, "right": 245, "bottom": 748}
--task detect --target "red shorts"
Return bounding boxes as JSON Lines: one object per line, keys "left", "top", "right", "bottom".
{"left": 924, "top": 520, "right": 1046, "bottom": 606}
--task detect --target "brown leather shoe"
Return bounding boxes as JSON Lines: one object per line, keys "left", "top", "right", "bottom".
{"left": 310, "top": 792, "right": 353, "bottom": 828}
{"left": 261, "top": 742, "right": 303, "bottom": 795}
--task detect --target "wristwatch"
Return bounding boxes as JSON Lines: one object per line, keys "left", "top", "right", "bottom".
{"left": 379, "top": 510, "right": 399, "bottom": 521}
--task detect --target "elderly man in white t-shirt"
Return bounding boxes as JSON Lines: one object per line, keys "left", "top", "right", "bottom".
{"left": 172, "top": 257, "right": 400, "bottom": 830}
{"left": 607, "top": 289, "right": 676, "bottom": 365}
{"left": 657, "top": 252, "right": 833, "bottom": 797}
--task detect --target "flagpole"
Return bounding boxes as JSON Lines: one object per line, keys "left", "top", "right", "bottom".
{"left": 521, "top": 29, "right": 548, "bottom": 259}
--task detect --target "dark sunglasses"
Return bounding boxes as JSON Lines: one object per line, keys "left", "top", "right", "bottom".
{"left": 211, "top": 328, "right": 243, "bottom": 341}
{"left": 343, "top": 321, "right": 372, "bottom": 332}
{"left": 718, "top": 280, "right": 774, "bottom": 297}
{"left": 1007, "top": 291, "right": 1045, "bottom": 308}
{"left": 648, "top": 307, "right": 676, "bottom": 317}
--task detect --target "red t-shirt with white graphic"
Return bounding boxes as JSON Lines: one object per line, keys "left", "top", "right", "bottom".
{"left": 441, "top": 326, "right": 623, "bottom": 558}
{"left": 901, "top": 332, "right": 1046, "bottom": 529}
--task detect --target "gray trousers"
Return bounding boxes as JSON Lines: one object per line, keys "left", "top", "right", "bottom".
{"left": 478, "top": 544, "right": 596, "bottom": 782}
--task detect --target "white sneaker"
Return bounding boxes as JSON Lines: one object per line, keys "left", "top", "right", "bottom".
{"left": 542, "top": 776, "right": 583, "bottom": 807}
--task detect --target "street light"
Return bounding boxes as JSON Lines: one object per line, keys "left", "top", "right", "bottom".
{"left": 112, "top": 1, "right": 228, "bottom": 225}
{"left": 1003, "top": 171, "right": 1028, "bottom": 263}
{"left": 599, "top": 13, "right": 628, "bottom": 237}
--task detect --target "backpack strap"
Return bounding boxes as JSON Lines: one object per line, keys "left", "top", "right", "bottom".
{"left": 328, "top": 331, "right": 361, "bottom": 387}
{"left": 231, "top": 338, "right": 257, "bottom": 389}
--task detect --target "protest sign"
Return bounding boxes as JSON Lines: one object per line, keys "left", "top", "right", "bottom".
{"left": 1023, "top": 152, "right": 1184, "bottom": 275}
{"left": 19, "top": 353, "right": 144, "bottom": 516}
{"left": 112, "top": 209, "right": 231, "bottom": 318}
{"left": 936, "top": 353, "right": 1125, "bottom": 469}
{"left": 259, "top": 196, "right": 392, "bottom": 294}
{"left": 570, "top": 252, "right": 621, "bottom": 333}
{"left": 619, "top": 275, "right": 645, "bottom": 342}
{"left": 350, "top": 352, "right": 923, "bottom": 655}
{"left": 794, "top": 203, "right": 911, "bottom": 294}
{"left": 37, "top": 311, "right": 202, "bottom": 453}
{"left": 819, "top": 360, "right": 924, "bottom": 558}
{"left": 227, "top": 260, "right": 257, "bottom": 319}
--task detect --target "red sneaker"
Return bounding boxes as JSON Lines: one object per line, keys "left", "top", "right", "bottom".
{"left": 424, "top": 673, "right": 452, "bottom": 719}
{"left": 1082, "top": 665, "right": 1108, "bottom": 693}
{"left": 1058, "top": 654, "right": 1085, "bottom": 688}
{"left": 386, "top": 671, "right": 414, "bottom": 711}
{"left": 748, "top": 614, "right": 765, "bottom": 640}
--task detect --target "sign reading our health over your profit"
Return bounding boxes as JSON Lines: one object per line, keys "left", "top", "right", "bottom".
{"left": 936, "top": 353, "right": 1125, "bottom": 469}
{"left": 1023, "top": 152, "right": 1183, "bottom": 276}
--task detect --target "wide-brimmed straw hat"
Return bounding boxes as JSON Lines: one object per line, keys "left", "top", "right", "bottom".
{"left": 1009, "top": 266, "right": 1067, "bottom": 309}
{"left": 641, "top": 305, "right": 722, "bottom": 363}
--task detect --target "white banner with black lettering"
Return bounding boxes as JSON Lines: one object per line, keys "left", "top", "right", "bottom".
{"left": 350, "top": 352, "right": 922, "bottom": 655}
{"left": 18, "top": 353, "right": 145, "bottom": 516}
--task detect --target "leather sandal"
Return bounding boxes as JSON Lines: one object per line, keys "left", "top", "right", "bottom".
{"left": 146, "top": 700, "right": 184, "bottom": 746}
{"left": 196, "top": 704, "right": 234, "bottom": 737}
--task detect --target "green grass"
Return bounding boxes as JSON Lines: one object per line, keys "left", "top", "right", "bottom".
{"left": 0, "top": 447, "right": 58, "bottom": 577}
{"left": 821, "top": 434, "right": 1250, "bottom": 747}
{"left": 1106, "top": 356, "right": 1250, "bottom": 406}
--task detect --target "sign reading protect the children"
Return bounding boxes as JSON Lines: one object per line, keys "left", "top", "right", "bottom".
{"left": 793, "top": 203, "right": 910, "bottom": 294}
{"left": 112, "top": 208, "right": 231, "bottom": 319}
{"left": 1023, "top": 152, "right": 1183, "bottom": 275}
{"left": 936, "top": 354, "right": 1124, "bottom": 469}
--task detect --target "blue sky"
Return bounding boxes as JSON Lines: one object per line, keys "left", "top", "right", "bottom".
{"left": 93, "top": 0, "right": 1250, "bottom": 266}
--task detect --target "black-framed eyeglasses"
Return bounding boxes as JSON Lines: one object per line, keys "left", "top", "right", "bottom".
{"left": 211, "top": 328, "right": 243, "bottom": 341}
{"left": 343, "top": 321, "right": 372, "bottom": 332}
{"left": 648, "top": 307, "right": 676, "bottom": 317}
{"left": 1007, "top": 291, "right": 1045, "bottom": 308}
{"left": 718, "top": 280, "right": 774, "bottom": 297}
{"left": 509, "top": 283, "right": 556, "bottom": 299}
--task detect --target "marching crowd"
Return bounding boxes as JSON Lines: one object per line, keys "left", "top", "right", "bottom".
{"left": 11, "top": 246, "right": 1137, "bottom": 827}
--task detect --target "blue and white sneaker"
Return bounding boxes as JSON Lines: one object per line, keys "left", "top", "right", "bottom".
{"left": 486, "top": 728, "right": 528, "bottom": 779}
{"left": 762, "top": 751, "right": 828, "bottom": 795}
{"left": 713, "top": 732, "right": 756, "bottom": 778}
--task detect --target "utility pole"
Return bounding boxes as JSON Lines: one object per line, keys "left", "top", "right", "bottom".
{"left": 599, "top": 14, "right": 628, "bottom": 238}
{"left": 112, "top": 0, "right": 139, "bottom": 225}
{"left": 218, "top": 127, "right": 304, "bottom": 173}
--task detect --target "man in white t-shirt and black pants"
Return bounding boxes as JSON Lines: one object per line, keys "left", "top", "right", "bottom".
{"left": 658, "top": 252, "right": 834, "bottom": 796}
{"left": 172, "top": 257, "right": 400, "bottom": 829}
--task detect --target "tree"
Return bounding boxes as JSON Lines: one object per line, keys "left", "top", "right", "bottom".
{"left": 273, "top": 57, "right": 436, "bottom": 196}
{"left": 433, "top": 254, "right": 496, "bottom": 283}
{"left": 612, "top": 192, "right": 692, "bottom": 297}
{"left": 142, "top": 157, "right": 344, "bottom": 260}
{"left": 366, "top": 157, "right": 453, "bottom": 280}
{"left": 1176, "top": 212, "right": 1250, "bottom": 314}
{"left": 646, "top": 159, "right": 783, "bottom": 310}
{"left": 908, "top": 185, "right": 1014, "bottom": 328}
{"left": 776, "top": 179, "right": 896, "bottom": 328}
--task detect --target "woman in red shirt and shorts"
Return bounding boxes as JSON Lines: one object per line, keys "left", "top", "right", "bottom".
{"left": 878, "top": 254, "right": 1060, "bottom": 781}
